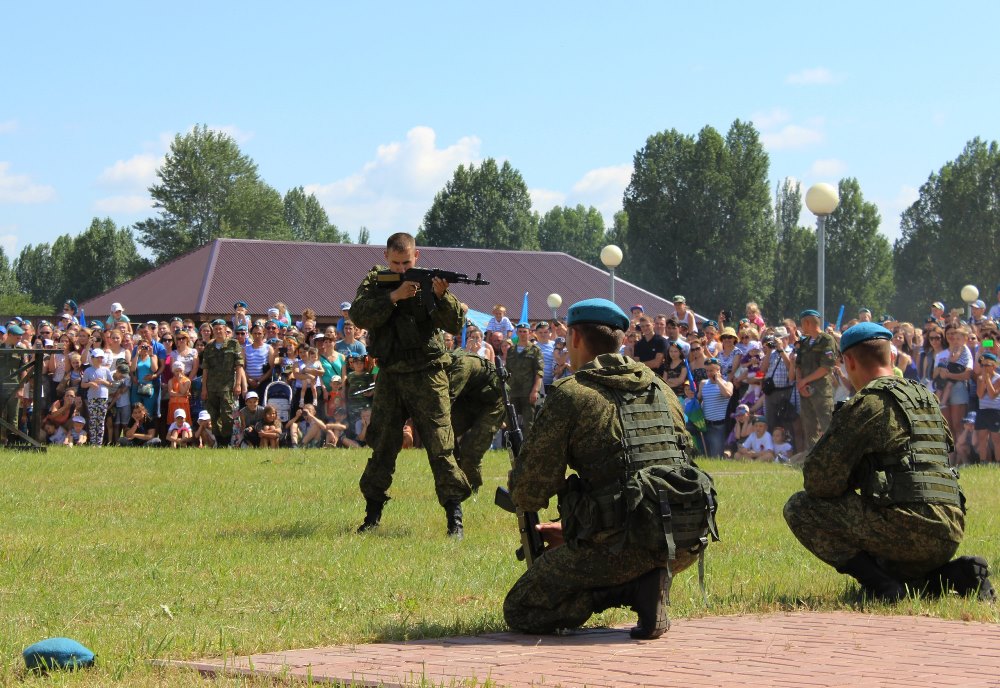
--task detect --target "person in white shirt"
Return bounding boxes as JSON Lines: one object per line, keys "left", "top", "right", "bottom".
{"left": 734, "top": 416, "right": 774, "bottom": 462}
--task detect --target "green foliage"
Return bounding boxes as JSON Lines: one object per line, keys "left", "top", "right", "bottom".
{"left": 136, "top": 125, "right": 291, "bottom": 264}
{"left": 357, "top": 226, "right": 371, "bottom": 244}
{"left": 770, "top": 179, "right": 817, "bottom": 320}
{"left": 893, "top": 137, "right": 1000, "bottom": 322}
{"left": 537, "top": 204, "right": 606, "bottom": 266}
{"left": 417, "top": 158, "right": 539, "bottom": 250}
{"left": 0, "top": 291, "right": 53, "bottom": 315}
{"left": 0, "top": 247, "right": 18, "bottom": 296}
{"left": 0, "top": 449, "right": 996, "bottom": 687}
{"left": 13, "top": 219, "right": 149, "bottom": 310}
{"left": 283, "top": 186, "right": 350, "bottom": 243}
{"left": 605, "top": 210, "right": 629, "bottom": 255}
{"left": 823, "top": 178, "right": 894, "bottom": 319}
{"left": 622, "top": 120, "right": 775, "bottom": 315}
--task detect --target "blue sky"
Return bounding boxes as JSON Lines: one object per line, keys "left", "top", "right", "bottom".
{"left": 2, "top": 2, "right": 999, "bottom": 258}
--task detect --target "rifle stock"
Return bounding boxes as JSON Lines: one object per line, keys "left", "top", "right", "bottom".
{"left": 492, "top": 352, "right": 545, "bottom": 567}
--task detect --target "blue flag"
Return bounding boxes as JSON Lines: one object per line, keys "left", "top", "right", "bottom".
{"left": 519, "top": 291, "right": 529, "bottom": 324}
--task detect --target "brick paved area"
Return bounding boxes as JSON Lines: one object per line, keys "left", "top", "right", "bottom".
{"left": 156, "top": 612, "right": 1000, "bottom": 687}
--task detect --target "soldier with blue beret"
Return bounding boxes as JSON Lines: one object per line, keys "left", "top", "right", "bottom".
{"left": 795, "top": 309, "right": 839, "bottom": 451}
{"left": 504, "top": 297, "right": 717, "bottom": 639}
{"left": 784, "top": 322, "right": 994, "bottom": 602}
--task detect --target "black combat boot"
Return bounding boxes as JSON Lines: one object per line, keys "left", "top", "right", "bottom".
{"left": 836, "top": 552, "right": 907, "bottom": 602}
{"left": 924, "top": 556, "right": 995, "bottom": 602}
{"left": 444, "top": 500, "right": 463, "bottom": 539}
{"left": 592, "top": 567, "right": 672, "bottom": 640}
{"left": 357, "top": 498, "right": 387, "bottom": 533}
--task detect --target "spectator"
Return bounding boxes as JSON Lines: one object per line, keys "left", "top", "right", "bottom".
{"left": 662, "top": 317, "right": 690, "bottom": 356}
{"left": 232, "top": 301, "right": 252, "bottom": 332}
{"left": 552, "top": 336, "right": 571, "bottom": 380}
{"left": 108, "top": 362, "right": 132, "bottom": 443}
{"left": 725, "top": 403, "right": 753, "bottom": 457}
{"left": 166, "top": 408, "right": 193, "bottom": 448}
{"left": 166, "top": 360, "right": 192, "bottom": 425}
{"left": 702, "top": 320, "right": 720, "bottom": 355}
{"left": 117, "top": 403, "right": 161, "bottom": 447}
{"left": 485, "top": 304, "right": 515, "bottom": 340}
{"left": 930, "top": 301, "right": 947, "bottom": 327}
{"left": 105, "top": 302, "right": 132, "bottom": 334}
{"left": 131, "top": 339, "right": 159, "bottom": 420}
{"left": 81, "top": 348, "right": 113, "bottom": 446}
{"left": 772, "top": 426, "right": 793, "bottom": 463}
{"left": 858, "top": 308, "right": 873, "bottom": 323}
{"left": 663, "top": 342, "right": 687, "bottom": 397}
{"left": 734, "top": 416, "right": 774, "bottom": 462}
{"left": 257, "top": 404, "right": 283, "bottom": 448}
{"left": 762, "top": 327, "right": 795, "bottom": 433}
{"left": 345, "top": 354, "right": 375, "bottom": 426}
{"left": 244, "top": 323, "right": 273, "bottom": 394}
{"left": 919, "top": 323, "right": 946, "bottom": 388}
{"left": 199, "top": 322, "right": 213, "bottom": 345}
{"left": 795, "top": 310, "right": 838, "bottom": 452}
{"left": 989, "top": 286, "right": 1000, "bottom": 321}
{"left": 464, "top": 326, "right": 494, "bottom": 363}
{"left": 716, "top": 327, "right": 740, "bottom": 381}
{"left": 634, "top": 316, "right": 668, "bottom": 374}
{"left": 43, "top": 388, "right": 78, "bottom": 440}
{"left": 687, "top": 339, "right": 708, "bottom": 387}
{"left": 936, "top": 324, "right": 974, "bottom": 450}
{"left": 745, "top": 302, "right": 766, "bottom": 331}
{"left": 193, "top": 409, "right": 217, "bottom": 448}
{"left": 56, "top": 415, "right": 88, "bottom": 446}
{"left": 335, "top": 320, "right": 367, "bottom": 358}
{"left": 696, "top": 357, "right": 732, "bottom": 457}
{"left": 534, "top": 321, "right": 555, "bottom": 393}
{"left": 296, "top": 346, "right": 324, "bottom": 409}
{"left": 974, "top": 352, "right": 1000, "bottom": 464}
{"left": 672, "top": 295, "right": 698, "bottom": 334}
{"left": 237, "top": 392, "right": 266, "bottom": 447}
{"left": 956, "top": 412, "right": 979, "bottom": 465}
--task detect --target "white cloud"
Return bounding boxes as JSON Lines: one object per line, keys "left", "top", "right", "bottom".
{"left": 749, "top": 108, "right": 791, "bottom": 131}
{"left": 785, "top": 67, "right": 839, "bottom": 85}
{"left": 93, "top": 195, "right": 155, "bottom": 214}
{"left": 0, "top": 233, "right": 16, "bottom": 255}
{"left": 306, "top": 126, "right": 482, "bottom": 239}
{"left": 0, "top": 120, "right": 16, "bottom": 134}
{"left": 98, "top": 153, "right": 162, "bottom": 189}
{"left": 529, "top": 188, "right": 566, "bottom": 215}
{"left": 0, "top": 162, "right": 56, "bottom": 203}
{"left": 761, "top": 123, "right": 824, "bottom": 151}
{"left": 206, "top": 124, "right": 254, "bottom": 144}
{"left": 808, "top": 158, "right": 848, "bottom": 178}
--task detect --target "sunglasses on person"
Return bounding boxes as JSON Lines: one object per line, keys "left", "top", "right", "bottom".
{"left": 928, "top": 335, "right": 942, "bottom": 340}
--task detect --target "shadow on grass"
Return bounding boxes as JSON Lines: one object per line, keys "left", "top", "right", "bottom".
{"left": 216, "top": 520, "right": 323, "bottom": 541}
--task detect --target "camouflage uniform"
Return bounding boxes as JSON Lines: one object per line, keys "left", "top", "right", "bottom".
{"left": 201, "top": 338, "right": 244, "bottom": 444}
{"left": 445, "top": 350, "right": 505, "bottom": 490}
{"left": 795, "top": 332, "right": 838, "bottom": 450}
{"left": 505, "top": 354, "right": 700, "bottom": 634}
{"left": 345, "top": 369, "right": 375, "bottom": 425}
{"left": 783, "top": 376, "right": 964, "bottom": 582}
{"left": 505, "top": 342, "right": 543, "bottom": 435}
{"left": 350, "top": 267, "right": 470, "bottom": 507}
{"left": 0, "top": 344, "right": 21, "bottom": 443}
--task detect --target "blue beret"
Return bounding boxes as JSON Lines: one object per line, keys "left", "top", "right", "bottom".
{"left": 233, "top": 301, "right": 248, "bottom": 310}
{"left": 235, "top": 324, "right": 248, "bottom": 332}
{"left": 211, "top": 318, "right": 227, "bottom": 326}
{"left": 981, "top": 352, "right": 998, "bottom": 363}
{"left": 515, "top": 322, "right": 530, "bottom": 329}
{"left": 840, "top": 322, "right": 892, "bottom": 353}
{"left": 567, "top": 298, "right": 630, "bottom": 331}
{"left": 799, "top": 309, "right": 821, "bottom": 320}
{"left": 8, "top": 324, "right": 24, "bottom": 336}
{"left": 23, "top": 637, "right": 95, "bottom": 671}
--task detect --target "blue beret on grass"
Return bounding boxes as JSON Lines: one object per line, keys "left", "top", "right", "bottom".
{"left": 23, "top": 637, "right": 95, "bottom": 671}
{"left": 840, "top": 322, "right": 892, "bottom": 353}
{"left": 567, "top": 298, "right": 630, "bottom": 331}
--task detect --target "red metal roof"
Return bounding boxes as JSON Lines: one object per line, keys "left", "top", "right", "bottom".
{"left": 81, "top": 239, "right": 684, "bottom": 322}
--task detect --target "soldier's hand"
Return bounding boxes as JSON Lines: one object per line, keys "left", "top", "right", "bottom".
{"left": 431, "top": 276, "right": 448, "bottom": 298}
{"left": 391, "top": 280, "right": 420, "bottom": 303}
{"left": 536, "top": 522, "right": 564, "bottom": 549}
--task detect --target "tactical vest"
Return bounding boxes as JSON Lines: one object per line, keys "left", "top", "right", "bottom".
{"left": 559, "top": 379, "right": 719, "bottom": 559}
{"left": 368, "top": 290, "right": 442, "bottom": 366}
{"left": 860, "top": 377, "right": 964, "bottom": 509}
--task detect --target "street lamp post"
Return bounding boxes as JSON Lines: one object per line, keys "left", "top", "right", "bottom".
{"left": 961, "top": 284, "right": 980, "bottom": 321}
{"left": 546, "top": 293, "right": 562, "bottom": 321}
{"left": 600, "top": 245, "right": 623, "bottom": 304}
{"left": 805, "top": 183, "right": 840, "bottom": 325}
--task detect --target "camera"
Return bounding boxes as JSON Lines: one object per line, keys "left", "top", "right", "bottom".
{"left": 763, "top": 335, "right": 777, "bottom": 349}
{"left": 279, "top": 346, "right": 288, "bottom": 357}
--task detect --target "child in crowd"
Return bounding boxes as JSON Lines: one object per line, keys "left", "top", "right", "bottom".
{"left": 485, "top": 304, "right": 515, "bottom": 339}
{"left": 166, "top": 360, "right": 191, "bottom": 423}
{"left": 327, "top": 406, "right": 357, "bottom": 447}
{"left": 119, "top": 403, "right": 160, "bottom": 446}
{"left": 287, "top": 403, "right": 327, "bottom": 448}
{"left": 81, "top": 348, "right": 113, "bottom": 446}
{"left": 109, "top": 362, "right": 133, "bottom": 443}
{"left": 725, "top": 404, "right": 753, "bottom": 458}
{"left": 736, "top": 348, "right": 766, "bottom": 416}
{"left": 237, "top": 391, "right": 266, "bottom": 447}
{"left": 296, "top": 346, "right": 324, "bottom": 408}
{"left": 956, "top": 412, "right": 979, "bottom": 465}
{"left": 734, "top": 416, "right": 774, "bottom": 462}
{"left": 51, "top": 414, "right": 88, "bottom": 446}
{"left": 167, "top": 408, "right": 193, "bottom": 448}
{"left": 772, "top": 426, "right": 793, "bottom": 463}
{"left": 324, "top": 375, "right": 344, "bottom": 419}
{"left": 193, "top": 410, "right": 217, "bottom": 448}
{"left": 355, "top": 407, "right": 372, "bottom": 447}
{"left": 257, "top": 404, "right": 283, "bottom": 448}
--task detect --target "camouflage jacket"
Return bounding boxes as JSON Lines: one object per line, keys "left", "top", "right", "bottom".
{"left": 201, "top": 338, "right": 244, "bottom": 394}
{"left": 349, "top": 266, "right": 463, "bottom": 374}
{"left": 505, "top": 342, "right": 543, "bottom": 397}
{"left": 446, "top": 350, "right": 503, "bottom": 408}
{"left": 509, "top": 353, "right": 691, "bottom": 512}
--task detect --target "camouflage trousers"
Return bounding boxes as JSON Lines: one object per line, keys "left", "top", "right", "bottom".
{"left": 360, "top": 365, "right": 471, "bottom": 507}
{"left": 783, "top": 491, "right": 964, "bottom": 582}
{"left": 511, "top": 396, "right": 536, "bottom": 435}
{"left": 503, "top": 538, "right": 696, "bottom": 634}
{"left": 451, "top": 398, "right": 504, "bottom": 490}
{"left": 203, "top": 389, "right": 235, "bottom": 445}
{"left": 799, "top": 382, "right": 833, "bottom": 450}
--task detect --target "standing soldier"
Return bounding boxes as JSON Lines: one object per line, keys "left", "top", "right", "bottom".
{"left": 350, "top": 232, "right": 471, "bottom": 537}
{"left": 200, "top": 318, "right": 245, "bottom": 446}
{"left": 0, "top": 324, "right": 24, "bottom": 443}
{"left": 445, "top": 350, "right": 505, "bottom": 492}
{"left": 784, "top": 322, "right": 993, "bottom": 601}
{"left": 506, "top": 323, "right": 543, "bottom": 434}
{"left": 795, "top": 309, "right": 838, "bottom": 451}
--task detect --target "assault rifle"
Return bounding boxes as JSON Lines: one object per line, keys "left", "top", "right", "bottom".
{"left": 492, "top": 351, "right": 545, "bottom": 568}
{"left": 351, "top": 383, "right": 376, "bottom": 397}
{"left": 375, "top": 267, "right": 489, "bottom": 315}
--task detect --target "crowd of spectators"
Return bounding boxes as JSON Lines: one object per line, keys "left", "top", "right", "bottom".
{"left": 7, "top": 287, "right": 1000, "bottom": 467}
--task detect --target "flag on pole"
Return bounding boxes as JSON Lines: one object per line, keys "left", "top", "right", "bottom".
{"left": 519, "top": 291, "right": 529, "bottom": 324}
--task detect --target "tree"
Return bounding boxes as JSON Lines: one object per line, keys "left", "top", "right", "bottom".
{"left": 537, "top": 204, "right": 606, "bottom": 266}
{"left": 893, "top": 138, "right": 1000, "bottom": 322}
{"left": 14, "top": 243, "right": 57, "bottom": 307}
{"left": 605, "top": 211, "right": 629, "bottom": 255}
{"left": 56, "top": 219, "right": 151, "bottom": 307}
{"left": 135, "top": 125, "right": 289, "bottom": 263}
{"left": 417, "top": 158, "right": 539, "bottom": 250}
{"left": 357, "top": 226, "right": 370, "bottom": 244}
{"left": 283, "top": 187, "right": 350, "bottom": 243}
{"left": 622, "top": 120, "right": 775, "bottom": 315}
{"left": 770, "top": 179, "right": 817, "bottom": 320}
{"left": 823, "top": 178, "right": 894, "bottom": 319}
{"left": 0, "top": 247, "right": 18, "bottom": 297}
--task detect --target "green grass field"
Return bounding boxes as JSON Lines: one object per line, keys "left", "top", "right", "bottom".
{"left": 1, "top": 448, "right": 997, "bottom": 686}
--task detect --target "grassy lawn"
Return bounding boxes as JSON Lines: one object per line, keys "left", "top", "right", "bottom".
{"left": 1, "top": 448, "right": 997, "bottom": 686}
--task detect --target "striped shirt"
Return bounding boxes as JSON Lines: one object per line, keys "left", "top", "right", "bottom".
{"left": 700, "top": 380, "right": 729, "bottom": 421}
{"left": 245, "top": 343, "right": 270, "bottom": 379}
